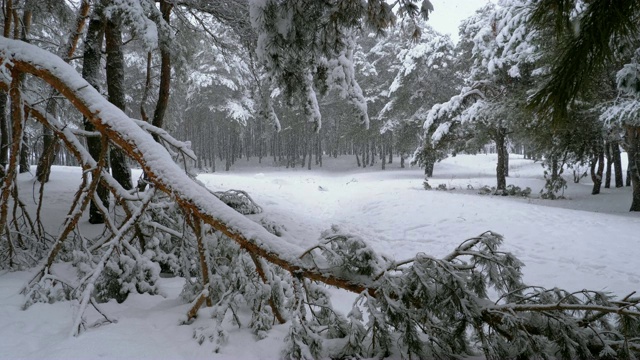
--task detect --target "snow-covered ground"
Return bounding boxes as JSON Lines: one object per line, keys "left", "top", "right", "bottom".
{"left": 1, "top": 154, "right": 639, "bottom": 359}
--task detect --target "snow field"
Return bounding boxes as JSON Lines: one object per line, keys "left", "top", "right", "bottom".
{"left": 1, "top": 153, "right": 638, "bottom": 359}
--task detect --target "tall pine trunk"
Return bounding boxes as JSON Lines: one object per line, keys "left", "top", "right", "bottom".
{"left": 105, "top": 13, "right": 132, "bottom": 190}
{"left": 604, "top": 142, "right": 612, "bottom": 189}
{"left": 17, "top": 3, "right": 33, "bottom": 174}
{"left": 590, "top": 144, "right": 605, "bottom": 195}
{"left": 625, "top": 125, "right": 640, "bottom": 211}
{"left": 83, "top": 6, "right": 109, "bottom": 224}
{"left": 0, "top": 90, "right": 8, "bottom": 178}
{"left": 612, "top": 141, "right": 624, "bottom": 188}
{"left": 0, "top": 0, "right": 10, "bottom": 178}
{"left": 495, "top": 128, "right": 507, "bottom": 191}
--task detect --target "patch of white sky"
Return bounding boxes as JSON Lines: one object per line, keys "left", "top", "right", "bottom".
{"left": 424, "top": 0, "right": 492, "bottom": 43}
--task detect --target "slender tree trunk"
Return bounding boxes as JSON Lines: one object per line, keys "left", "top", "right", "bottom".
{"left": 35, "top": 102, "right": 56, "bottom": 182}
{"left": 590, "top": 145, "right": 605, "bottom": 195}
{"left": 604, "top": 142, "right": 612, "bottom": 188}
{"left": 151, "top": 1, "right": 172, "bottom": 139}
{"left": 18, "top": 129, "right": 29, "bottom": 173}
{"left": 83, "top": 5, "right": 108, "bottom": 224}
{"left": 504, "top": 146, "right": 509, "bottom": 177}
{"left": 307, "top": 134, "right": 312, "bottom": 170}
{"left": 105, "top": 13, "right": 132, "bottom": 190}
{"left": 612, "top": 141, "right": 623, "bottom": 188}
{"left": 625, "top": 125, "right": 640, "bottom": 211}
{"left": 0, "top": 1, "right": 12, "bottom": 178}
{"left": 400, "top": 154, "right": 405, "bottom": 168}
{"left": 317, "top": 133, "right": 322, "bottom": 167}
{"left": 0, "top": 91, "right": 8, "bottom": 178}
{"left": 495, "top": 129, "right": 507, "bottom": 191}
{"left": 362, "top": 142, "right": 367, "bottom": 168}
{"left": 369, "top": 139, "right": 375, "bottom": 166}
{"left": 17, "top": 4, "right": 33, "bottom": 174}
{"left": 388, "top": 134, "right": 393, "bottom": 164}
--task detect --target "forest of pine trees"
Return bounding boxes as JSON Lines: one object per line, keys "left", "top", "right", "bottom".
{"left": 0, "top": 0, "right": 639, "bottom": 358}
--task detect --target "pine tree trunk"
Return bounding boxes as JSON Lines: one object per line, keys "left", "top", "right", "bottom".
{"left": 17, "top": 5, "right": 32, "bottom": 174}
{"left": 612, "top": 141, "right": 623, "bottom": 188}
{"left": 83, "top": 6, "right": 108, "bottom": 224}
{"left": 370, "top": 140, "right": 375, "bottom": 166}
{"left": 504, "top": 146, "right": 509, "bottom": 177}
{"left": 35, "top": 102, "right": 56, "bottom": 182}
{"left": 152, "top": 1, "right": 172, "bottom": 139}
{"left": 105, "top": 14, "right": 132, "bottom": 190}
{"left": 36, "top": 124, "right": 58, "bottom": 183}
{"left": 362, "top": 142, "right": 367, "bottom": 168}
{"left": 625, "top": 125, "right": 640, "bottom": 211}
{"left": 400, "top": 155, "right": 405, "bottom": 168}
{"left": 19, "top": 132, "right": 28, "bottom": 173}
{"left": 495, "top": 129, "right": 507, "bottom": 191}
{"left": 317, "top": 133, "right": 322, "bottom": 167}
{"left": 590, "top": 145, "right": 605, "bottom": 195}
{"left": 604, "top": 142, "right": 612, "bottom": 188}
{"left": 307, "top": 130, "right": 312, "bottom": 170}
{"left": 0, "top": 0, "right": 12, "bottom": 178}
{"left": 0, "top": 90, "right": 8, "bottom": 178}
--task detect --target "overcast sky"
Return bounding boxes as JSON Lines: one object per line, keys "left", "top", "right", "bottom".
{"left": 426, "top": 0, "right": 491, "bottom": 43}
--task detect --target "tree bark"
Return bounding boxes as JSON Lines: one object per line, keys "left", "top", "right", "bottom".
{"left": 83, "top": 6, "right": 109, "bottom": 224}
{"left": 625, "top": 125, "right": 640, "bottom": 211}
{"left": 495, "top": 128, "right": 507, "bottom": 191}
{"left": 17, "top": 3, "right": 33, "bottom": 174}
{"left": 35, "top": 99, "right": 57, "bottom": 182}
{"left": 0, "top": 91, "right": 8, "bottom": 178}
{"left": 0, "top": 3, "right": 10, "bottom": 179}
{"left": 612, "top": 141, "right": 624, "bottom": 188}
{"left": 590, "top": 145, "right": 605, "bottom": 195}
{"left": 604, "top": 142, "right": 612, "bottom": 188}
{"left": 105, "top": 13, "right": 132, "bottom": 190}
{"left": 151, "top": 1, "right": 172, "bottom": 140}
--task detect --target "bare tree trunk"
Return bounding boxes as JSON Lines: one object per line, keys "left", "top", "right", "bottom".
{"left": 105, "top": 13, "right": 132, "bottom": 190}
{"left": 0, "top": 0, "right": 10, "bottom": 177}
{"left": 151, "top": 1, "right": 172, "bottom": 138}
{"left": 625, "top": 125, "right": 640, "bottom": 211}
{"left": 388, "top": 133, "right": 393, "bottom": 164}
{"left": 590, "top": 145, "right": 605, "bottom": 195}
{"left": 612, "top": 141, "right": 624, "bottom": 188}
{"left": 307, "top": 134, "right": 312, "bottom": 170}
{"left": 317, "top": 133, "right": 322, "bottom": 167}
{"left": 35, "top": 101, "right": 56, "bottom": 182}
{"left": 495, "top": 128, "right": 507, "bottom": 191}
{"left": 504, "top": 145, "right": 509, "bottom": 177}
{"left": 17, "top": 3, "right": 33, "bottom": 174}
{"left": 0, "top": 90, "right": 8, "bottom": 178}
{"left": 369, "top": 139, "right": 375, "bottom": 166}
{"left": 604, "top": 142, "right": 612, "bottom": 188}
{"left": 83, "top": 5, "right": 108, "bottom": 224}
